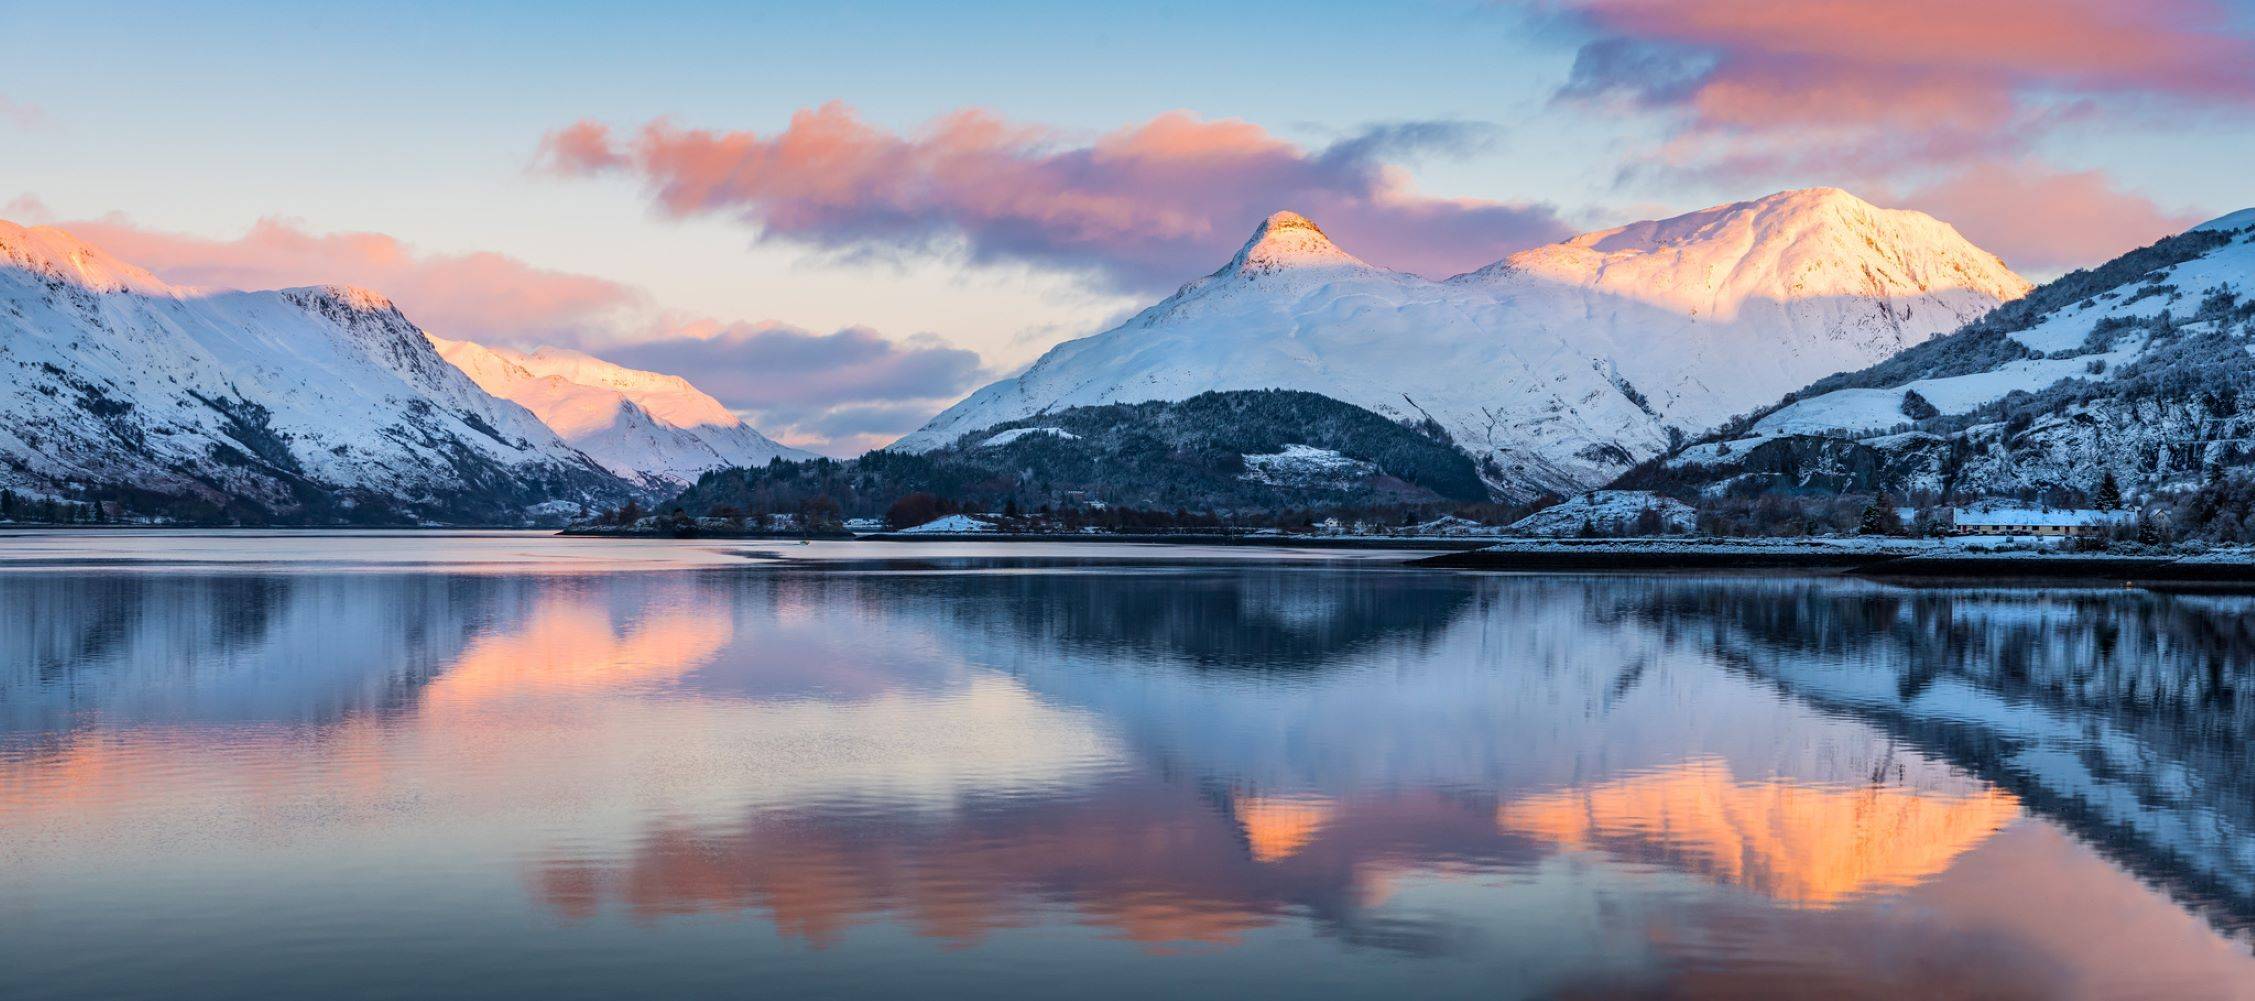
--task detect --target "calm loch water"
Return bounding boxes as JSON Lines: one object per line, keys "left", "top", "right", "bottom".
{"left": 4, "top": 533, "right": 2255, "bottom": 999}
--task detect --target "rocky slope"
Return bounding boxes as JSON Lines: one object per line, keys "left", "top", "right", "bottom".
{"left": 0, "top": 219, "right": 632, "bottom": 523}
{"left": 432, "top": 338, "right": 812, "bottom": 489}
{"left": 895, "top": 190, "right": 2028, "bottom": 500}
{"left": 1630, "top": 209, "right": 2255, "bottom": 502}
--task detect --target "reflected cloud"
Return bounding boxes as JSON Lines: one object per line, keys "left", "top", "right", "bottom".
{"left": 9, "top": 562, "right": 2255, "bottom": 992}
{"left": 532, "top": 782, "right": 1542, "bottom": 953}
{"left": 421, "top": 593, "right": 732, "bottom": 707}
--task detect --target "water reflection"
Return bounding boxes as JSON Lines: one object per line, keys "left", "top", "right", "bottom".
{"left": 1499, "top": 758, "right": 2019, "bottom": 906}
{"left": 4, "top": 555, "right": 2254, "bottom": 999}
{"left": 1603, "top": 580, "right": 2255, "bottom": 936}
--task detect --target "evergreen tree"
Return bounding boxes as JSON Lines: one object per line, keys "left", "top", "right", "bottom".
{"left": 1858, "top": 494, "right": 1904, "bottom": 535}
{"left": 2095, "top": 471, "right": 2123, "bottom": 510}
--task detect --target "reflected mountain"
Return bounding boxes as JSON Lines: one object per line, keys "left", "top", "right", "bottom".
{"left": 0, "top": 573, "right": 536, "bottom": 733}
{"left": 877, "top": 567, "right": 1479, "bottom": 671}
{"left": 1608, "top": 579, "right": 2255, "bottom": 939}
{"left": 533, "top": 779, "right": 1544, "bottom": 955}
{"left": 524, "top": 571, "right": 2055, "bottom": 955}
{"left": 8, "top": 561, "right": 2255, "bottom": 990}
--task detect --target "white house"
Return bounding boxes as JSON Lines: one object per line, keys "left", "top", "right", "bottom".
{"left": 1948, "top": 507, "right": 2129, "bottom": 538}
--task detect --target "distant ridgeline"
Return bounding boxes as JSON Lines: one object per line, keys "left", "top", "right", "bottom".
{"left": 666, "top": 390, "right": 1491, "bottom": 520}
{"left": 1615, "top": 210, "right": 2255, "bottom": 537}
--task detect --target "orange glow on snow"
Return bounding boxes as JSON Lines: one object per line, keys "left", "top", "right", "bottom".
{"left": 1498, "top": 758, "right": 2020, "bottom": 905}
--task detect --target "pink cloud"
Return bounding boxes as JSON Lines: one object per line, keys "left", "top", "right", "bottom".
{"left": 1540, "top": 0, "right": 2250, "bottom": 268}
{"left": 538, "top": 103, "right": 1571, "bottom": 290}
{"left": 1557, "top": 0, "right": 2255, "bottom": 141}
{"left": 4, "top": 193, "right": 52, "bottom": 223}
{"left": 56, "top": 216, "right": 645, "bottom": 345}
{"left": 1896, "top": 161, "right": 2205, "bottom": 274}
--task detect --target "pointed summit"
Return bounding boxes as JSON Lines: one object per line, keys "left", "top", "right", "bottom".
{"left": 1224, "top": 210, "right": 1369, "bottom": 277}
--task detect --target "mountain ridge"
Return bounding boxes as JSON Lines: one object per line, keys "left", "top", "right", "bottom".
{"left": 431, "top": 337, "right": 813, "bottom": 488}
{"left": 1621, "top": 208, "right": 2255, "bottom": 510}
{"left": 892, "top": 189, "right": 2030, "bottom": 499}
{"left": 0, "top": 218, "right": 634, "bottom": 523}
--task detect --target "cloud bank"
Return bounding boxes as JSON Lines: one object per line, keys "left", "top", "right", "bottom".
{"left": 538, "top": 103, "right": 1573, "bottom": 291}
{"left": 59, "top": 216, "right": 645, "bottom": 346}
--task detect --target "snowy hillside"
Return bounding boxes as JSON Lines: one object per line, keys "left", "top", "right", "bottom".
{"left": 432, "top": 338, "right": 812, "bottom": 488}
{"left": 0, "top": 219, "right": 632, "bottom": 522}
{"left": 1509, "top": 490, "right": 1695, "bottom": 536}
{"left": 1640, "top": 209, "right": 2255, "bottom": 501}
{"left": 894, "top": 191, "right": 2027, "bottom": 499}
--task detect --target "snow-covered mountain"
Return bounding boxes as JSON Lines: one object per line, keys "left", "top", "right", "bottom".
{"left": 432, "top": 338, "right": 813, "bottom": 489}
{"left": 0, "top": 219, "right": 632, "bottom": 523}
{"left": 1641, "top": 209, "right": 2255, "bottom": 501}
{"left": 894, "top": 189, "right": 2029, "bottom": 499}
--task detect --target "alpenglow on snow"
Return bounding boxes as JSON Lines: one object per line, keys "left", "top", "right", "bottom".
{"left": 432, "top": 338, "right": 813, "bottom": 489}
{"left": 0, "top": 219, "right": 632, "bottom": 522}
{"left": 892, "top": 189, "right": 2030, "bottom": 499}
{"left": 1646, "top": 207, "right": 2255, "bottom": 501}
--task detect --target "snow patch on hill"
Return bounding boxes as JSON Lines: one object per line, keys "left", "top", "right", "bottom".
{"left": 978, "top": 426, "right": 1078, "bottom": 448}
{"left": 898, "top": 514, "right": 997, "bottom": 534}
{"left": 1240, "top": 444, "right": 1380, "bottom": 488}
{"left": 1510, "top": 490, "right": 1696, "bottom": 536}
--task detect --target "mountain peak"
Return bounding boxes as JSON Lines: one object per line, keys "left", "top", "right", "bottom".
{"left": 1565, "top": 187, "right": 1897, "bottom": 255}
{"left": 1260, "top": 210, "right": 1323, "bottom": 233}
{"left": 1762, "top": 186, "right": 1868, "bottom": 209}
{"left": 1486, "top": 187, "right": 2031, "bottom": 312}
{"left": 466, "top": 340, "right": 744, "bottom": 431}
{"left": 1224, "top": 209, "right": 1369, "bottom": 277}
{"left": 297, "top": 284, "right": 398, "bottom": 313}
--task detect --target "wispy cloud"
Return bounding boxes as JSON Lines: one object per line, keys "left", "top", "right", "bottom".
{"left": 606, "top": 322, "right": 988, "bottom": 454}
{"left": 537, "top": 103, "right": 1572, "bottom": 291}
{"left": 0, "top": 94, "right": 45, "bottom": 130}
{"left": 3, "top": 193, "right": 52, "bottom": 222}
{"left": 57, "top": 215, "right": 645, "bottom": 346}
{"left": 1895, "top": 161, "right": 2204, "bottom": 274}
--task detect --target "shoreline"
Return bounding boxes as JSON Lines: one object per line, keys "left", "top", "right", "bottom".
{"left": 1415, "top": 543, "right": 2255, "bottom": 586}
{"left": 10, "top": 525, "right": 2251, "bottom": 586}
{"left": 849, "top": 531, "right": 1497, "bottom": 550}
